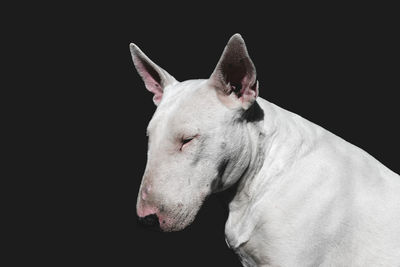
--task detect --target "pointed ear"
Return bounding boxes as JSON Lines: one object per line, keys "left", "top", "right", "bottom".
{"left": 209, "top": 34, "right": 258, "bottom": 110}
{"left": 129, "top": 43, "right": 177, "bottom": 105}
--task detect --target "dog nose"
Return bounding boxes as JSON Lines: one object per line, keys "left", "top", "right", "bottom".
{"left": 138, "top": 213, "right": 160, "bottom": 230}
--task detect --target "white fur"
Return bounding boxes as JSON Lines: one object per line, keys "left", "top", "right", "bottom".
{"left": 131, "top": 34, "right": 400, "bottom": 266}
{"left": 225, "top": 98, "right": 400, "bottom": 266}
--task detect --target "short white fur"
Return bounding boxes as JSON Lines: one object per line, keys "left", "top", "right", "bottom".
{"left": 130, "top": 34, "right": 400, "bottom": 267}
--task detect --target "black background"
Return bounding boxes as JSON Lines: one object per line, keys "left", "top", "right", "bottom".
{"left": 28, "top": 2, "right": 398, "bottom": 266}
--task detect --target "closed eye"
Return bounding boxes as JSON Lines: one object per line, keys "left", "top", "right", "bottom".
{"left": 182, "top": 138, "right": 193, "bottom": 145}
{"left": 180, "top": 135, "right": 197, "bottom": 150}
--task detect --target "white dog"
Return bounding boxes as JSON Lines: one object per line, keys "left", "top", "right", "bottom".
{"left": 130, "top": 34, "right": 400, "bottom": 267}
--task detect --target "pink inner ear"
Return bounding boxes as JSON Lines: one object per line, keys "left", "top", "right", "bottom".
{"left": 135, "top": 59, "right": 163, "bottom": 101}
{"left": 219, "top": 55, "right": 256, "bottom": 95}
{"left": 152, "top": 93, "right": 162, "bottom": 103}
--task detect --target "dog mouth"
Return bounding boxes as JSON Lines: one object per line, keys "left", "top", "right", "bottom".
{"left": 158, "top": 209, "right": 198, "bottom": 232}
{"left": 137, "top": 208, "right": 197, "bottom": 232}
{"left": 161, "top": 193, "right": 210, "bottom": 231}
{"left": 137, "top": 192, "right": 207, "bottom": 232}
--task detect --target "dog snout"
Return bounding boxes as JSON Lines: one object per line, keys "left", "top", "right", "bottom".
{"left": 140, "top": 184, "right": 151, "bottom": 200}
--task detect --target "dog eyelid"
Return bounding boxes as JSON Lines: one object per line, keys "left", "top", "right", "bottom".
{"left": 180, "top": 134, "right": 199, "bottom": 150}
{"left": 182, "top": 137, "right": 193, "bottom": 145}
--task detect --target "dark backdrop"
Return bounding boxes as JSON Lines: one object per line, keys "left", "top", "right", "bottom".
{"left": 41, "top": 3, "right": 398, "bottom": 266}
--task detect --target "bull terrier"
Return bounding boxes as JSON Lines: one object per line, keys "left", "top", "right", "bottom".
{"left": 130, "top": 34, "right": 400, "bottom": 266}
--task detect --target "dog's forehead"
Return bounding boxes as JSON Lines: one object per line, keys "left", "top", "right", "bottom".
{"left": 147, "top": 79, "right": 222, "bottom": 134}
{"left": 162, "top": 79, "right": 209, "bottom": 106}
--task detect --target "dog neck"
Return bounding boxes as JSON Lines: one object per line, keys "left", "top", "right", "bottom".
{"left": 224, "top": 97, "right": 321, "bottom": 248}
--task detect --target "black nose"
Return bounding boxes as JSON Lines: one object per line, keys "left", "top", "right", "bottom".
{"left": 138, "top": 214, "right": 160, "bottom": 230}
